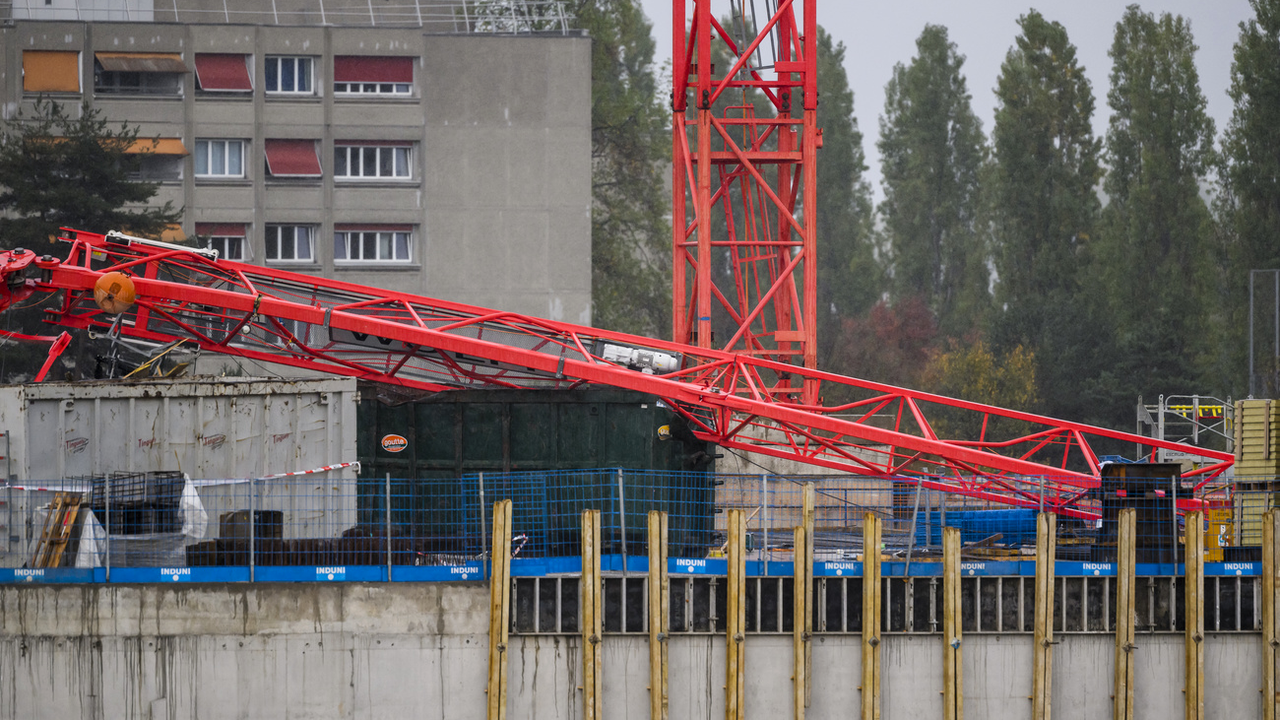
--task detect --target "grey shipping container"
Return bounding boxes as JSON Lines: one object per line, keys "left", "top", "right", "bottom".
{"left": 0, "top": 378, "right": 359, "bottom": 567}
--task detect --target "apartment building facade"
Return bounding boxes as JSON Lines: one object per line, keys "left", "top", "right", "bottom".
{"left": 0, "top": 1, "right": 592, "bottom": 324}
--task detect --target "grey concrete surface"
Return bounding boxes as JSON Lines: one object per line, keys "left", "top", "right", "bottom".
{"left": 0, "top": 583, "right": 1270, "bottom": 719}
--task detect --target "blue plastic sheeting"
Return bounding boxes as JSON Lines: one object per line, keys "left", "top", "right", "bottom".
{"left": 914, "top": 508, "right": 1039, "bottom": 546}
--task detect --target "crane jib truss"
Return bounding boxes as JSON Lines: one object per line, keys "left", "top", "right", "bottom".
{"left": 0, "top": 230, "right": 1234, "bottom": 519}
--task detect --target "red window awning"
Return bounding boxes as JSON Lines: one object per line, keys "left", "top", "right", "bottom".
{"left": 195, "top": 223, "right": 247, "bottom": 237}
{"left": 333, "top": 56, "right": 413, "bottom": 83}
{"left": 194, "top": 54, "right": 251, "bottom": 91}
{"left": 264, "top": 139, "right": 322, "bottom": 177}
{"left": 95, "top": 52, "right": 189, "bottom": 73}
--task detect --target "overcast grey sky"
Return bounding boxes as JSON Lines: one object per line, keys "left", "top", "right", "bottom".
{"left": 638, "top": 1, "right": 1257, "bottom": 201}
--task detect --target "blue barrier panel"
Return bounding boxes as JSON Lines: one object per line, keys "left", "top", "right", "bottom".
{"left": 110, "top": 567, "right": 250, "bottom": 583}
{"left": 1057, "top": 561, "right": 1117, "bottom": 577}
{"left": 669, "top": 557, "right": 728, "bottom": 575}
{"left": 1206, "top": 562, "right": 1259, "bottom": 576}
{"left": 884, "top": 562, "right": 944, "bottom": 577}
{"left": 1, "top": 568, "right": 97, "bottom": 583}
{"left": 956, "top": 560, "right": 1025, "bottom": 576}
{"left": 254, "top": 565, "right": 385, "bottom": 582}
{"left": 511, "top": 556, "right": 581, "bottom": 577}
{"left": 814, "top": 561, "right": 862, "bottom": 577}
{"left": 1135, "top": 563, "right": 1182, "bottom": 576}
{"left": 391, "top": 564, "right": 485, "bottom": 582}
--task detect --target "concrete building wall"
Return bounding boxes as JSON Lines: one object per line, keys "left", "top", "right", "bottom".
{"left": 0, "top": 19, "right": 590, "bottom": 324}
{"left": 0, "top": 583, "right": 1268, "bottom": 719}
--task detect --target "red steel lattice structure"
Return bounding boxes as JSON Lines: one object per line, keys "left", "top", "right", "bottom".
{"left": 672, "top": 0, "right": 819, "bottom": 403}
{"left": 0, "top": 231, "right": 1234, "bottom": 519}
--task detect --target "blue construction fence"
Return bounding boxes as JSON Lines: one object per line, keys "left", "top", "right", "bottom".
{"left": 1, "top": 469, "right": 1274, "bottom": 582}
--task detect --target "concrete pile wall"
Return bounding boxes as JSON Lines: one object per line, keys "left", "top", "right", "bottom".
{"left": 0, "top": 583, "right": 1264, "bottom": 718}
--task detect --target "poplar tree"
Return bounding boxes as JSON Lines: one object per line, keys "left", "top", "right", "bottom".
{"left": 988, "top": 11, "right": 1104, "bottom": 421}
{"left": 814, "top": 27, "right": 879, "bottom": 372}
{"left": 877, "top": 24, "right": 988, "bottom": 338}
{"left": 1220, "top": 0, "right": 1280, "bottom": 396}
{"left": 1096, "top": 6, "right": 1218, "bottom": 402}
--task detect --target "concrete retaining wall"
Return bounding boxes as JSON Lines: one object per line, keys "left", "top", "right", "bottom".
{"left": 0, "top": 583, "right": 1265, "bottom": 718}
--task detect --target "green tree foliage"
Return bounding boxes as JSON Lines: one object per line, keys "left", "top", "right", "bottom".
{"left": 814, "top": 27, "right": 881, "bottom": 373}
{"left": 577, "top": 0, "right": 672, "bottom": 338}
{"left": 920, "top": 339, "right": 1038, "bottom": 441}
{"left": 987, "top": 11, "right": 1106, "bottom": 422}
{"left": 1220, "top": 0, "right": 1280, "bottom": 397}
{"left": 0, "top": 98, "right": 180, "bottom": 246}
{"left": 1096, "top": 5, "right": 1218, "bottom": 407}
{"left": 877, "top": 25, "right": 989, "bottom": 338}
{"left": 0, "top": 99, "right": 181, "bottom": 382}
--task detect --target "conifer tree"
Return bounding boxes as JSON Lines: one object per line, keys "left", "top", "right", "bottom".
{"left": 1096, "top": 6, "right": 1218, "bottom": 405}
{"left": 1220, "top": 0, "right": 1280, "bottom": 397}
{"left": 877, "top": 24, "right": 989, "bottom": 338}
{"left": 988, "top": 11, "right": 1104, "bottom": 421}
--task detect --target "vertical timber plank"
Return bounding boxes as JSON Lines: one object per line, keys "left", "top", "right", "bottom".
{"left": 1033, "top": 512, "right": 1056, "bottom": 720}
{"left": 583, "top": 509, "right": 603, "bottom": 720}
{"left": 943, "top": 526, "right": 963, "bottom": 720}
{"left": 1185, "top": 510, "right": 1204, "bottom": 720}
{"left": 649, "top": 511, "right": 669, "bottom": 720}
{"left": 486, "top": 499, "right": 512, "bottom": 720}
{"left": 1115, "top": 508, "right": 1136, "bottom": 720}
{"left": 1265, "top": 511, "right": 1279, "bottom": 720}
{"left": 862, "top": 512, "right": 882, "bottom": 720}
{"left": 794, "top": 526, "right": 807, "bottom": 720}
{"left": 803, "top": 483, "right": 815, "bottom": 708}
{"left": 726, "top": 508, "right": 746, "bottom": 720}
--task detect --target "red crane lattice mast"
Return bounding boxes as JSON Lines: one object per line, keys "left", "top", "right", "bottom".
{"left": 672, "top": 0, "right": 819, "bottom": 403}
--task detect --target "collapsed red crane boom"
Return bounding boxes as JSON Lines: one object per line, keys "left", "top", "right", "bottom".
{"left": 0, "top": 231, "right": 1233, "bottom": 518}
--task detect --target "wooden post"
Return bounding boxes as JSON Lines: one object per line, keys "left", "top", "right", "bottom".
{"left": 648, "top": 511, "right": 670, "bottom": 720}
{"left": 582, "top": 509, "right": 603, "bottom": 720}
{"left": 1114, "top": 508, "right": 1136, "bottom": 720}
{"left": 802, "top": 482, "right": 815, "bottom": 708}
{"left": 486, "top": 499, "right": 513, "bottom": 720}
{"left": 793, "top": 525, "right": 807, "bottom": 720}
{"left": 726, "top": 508, "right": 747, "bottom": 720}
{"left": 1264, "top": 510, "right": 1279, "bottom": 720}
{"left": 861, "top": 512, "right": 882, "bottom": 720}
{"left": 943, "top": 526, "right": 963, "bottom": 720}
{"left": 1033, "top": 512, "right": 1057, "bottom": 720}
{"left": 1185, "top": 510, "right": 1205, "bottom": 720}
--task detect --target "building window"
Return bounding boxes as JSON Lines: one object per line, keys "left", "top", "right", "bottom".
{"left": 333, "top": 56, "right": 413, "bottom": 96}
{"left": 334, "top": 226, "right": 413, "bottom": 263}
{"left": 194, "top": 139, "right": 245, "bottom": 178}
{"left": 194, "top": 54, "right": 252, "bottom": 93}
{"left": 334, "top": 144, "right": 411, "bottom": 179}
{"left": 266, "top": 225, "right": 315, "bottom": 263}
{"left": 265, "top": 56, "right": 313, "bottom": 94}
{"left": 264, "top": 139, "right": 322, "bottom": 178}
{"left": 93, "top": 52, "right": 187, "bottom": 95}
{"left": 22, "top": 51, "right": 80, "bottom": 93}
{"left": 124, "top": 138, "right": 188, "bottom": 182}
{"left": 195, "top": 223, "right": 248, "bottom": 261}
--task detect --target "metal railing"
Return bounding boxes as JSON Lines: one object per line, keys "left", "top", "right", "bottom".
{"left": 4, "top": 0, "right": 576, "bottom": 33}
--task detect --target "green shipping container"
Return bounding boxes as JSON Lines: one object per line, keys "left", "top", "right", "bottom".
{"left": 355, "top": 386, "right": 717, "bottom": 557}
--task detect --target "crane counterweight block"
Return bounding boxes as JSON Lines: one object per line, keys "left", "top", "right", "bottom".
{"left": 0, "top": 230, "right": 1235, "bottom": 514}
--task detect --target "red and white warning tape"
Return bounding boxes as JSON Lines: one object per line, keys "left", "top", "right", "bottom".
{"left": 259, "top": 461, "right": 361, "bottom": 480}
